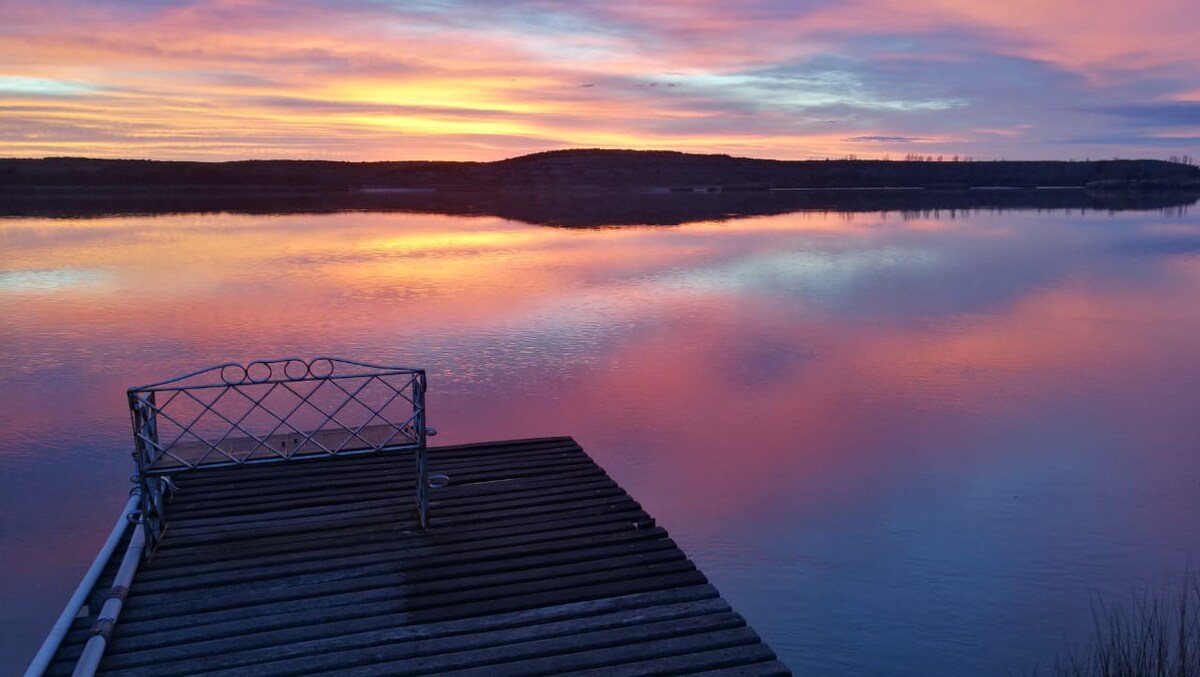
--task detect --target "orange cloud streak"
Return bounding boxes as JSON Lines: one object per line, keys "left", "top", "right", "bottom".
{"left": 2, "top": 1, "right": 1199, "bottom": 160}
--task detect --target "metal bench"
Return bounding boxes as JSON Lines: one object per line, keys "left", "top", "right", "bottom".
{"left": 126, "top": 357, "right": 434, "bottom": 557}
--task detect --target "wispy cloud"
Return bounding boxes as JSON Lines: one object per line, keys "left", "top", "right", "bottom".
{"left": 848, "top": 136, "right": 926, "bottom": 143}
{"left": 0, "top": 76, "right": 97, "bottom": 96}
{"left": 1, "top": 0, "right": 1198, "bottom": 160}
{"left": 1081, "top": 102, "right": 1200, "bottom": 128}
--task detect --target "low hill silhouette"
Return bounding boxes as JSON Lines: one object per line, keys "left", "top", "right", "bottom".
{"left": 3, "top": 149, "right": 1199, "bottom": 191}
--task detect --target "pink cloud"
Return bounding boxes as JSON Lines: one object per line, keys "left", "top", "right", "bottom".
{"left": 1, "top": 0, "right": 1198, "bottom": 160}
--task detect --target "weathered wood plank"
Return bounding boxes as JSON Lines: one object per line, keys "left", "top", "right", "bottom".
{"left": 562, "top": 647, "right": 787, "bottom": 676}
{"left": 150, "top": 496, "right": 646, "bottom": 565}
{"left": 106, "top": 570, "right": 711, "bottom": 654}
{"left": 165, "top": 467, "right": 574, "bottom": 520}
{"left": 156, "top": 491, "right": 641, "bottom": 553}
{"left": 169, "top": 453, "right": 599, "bottom": 511}
{"left": 132, "top": 516, "right": 652, "bottom": 593}
{"left": 683, "top": 660, "right": 796, "bottom": 676}
{"left": 118, "top": 554, "right": 700, "bottom": 628}
{"left": 134, "top": 507, "right": 653, "bottom": 584}
{"left": 139, "top": 599, "right": 736, "bottom": 676}
{"left": 166, "top": 469, "right": 615, "bottom": 534}
{"left": 46, "top": 437, "right": 789, "bottom": 676}
{"left": 317, "top": 616, "right": 754, "bottom": 677}
{"left": 168, "top": 464, "right": 611, "bottom": 521}
{"left": 449, "top": 626, "right": 765, "bottom": 677}
{"left": 97, "top": 586, "right": 723, "bottom": 672}
{"left": 122, "top": 535, "right": 680, "bottom": 620}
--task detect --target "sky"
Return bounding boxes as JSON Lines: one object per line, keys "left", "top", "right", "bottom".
{"left": 2, "top": 0, "right": 1200, "bottom": 162}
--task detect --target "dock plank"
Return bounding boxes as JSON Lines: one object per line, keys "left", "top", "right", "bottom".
{"left": 47, "top": 437, "right": 788, "bottom": 675}
{"left": 96, "top": 587, "right": 724, "bottom": 673}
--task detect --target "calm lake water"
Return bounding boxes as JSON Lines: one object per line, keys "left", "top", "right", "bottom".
{"left": 3, "top": 195, "right": 1200, "bottom": 675}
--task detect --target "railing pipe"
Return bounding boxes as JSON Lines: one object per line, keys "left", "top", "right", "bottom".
{"left": 70, "top": 519, "right": 147, "bottom": 677}
{"left": 23, "top": 495, "right": 138, "bottom": 677}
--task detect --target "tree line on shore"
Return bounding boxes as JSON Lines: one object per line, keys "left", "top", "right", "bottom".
{"left": 3, "top": 149, "right": 1198, "bottom": 191}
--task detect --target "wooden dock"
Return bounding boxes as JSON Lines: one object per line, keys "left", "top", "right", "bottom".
{"left": 44, "top": 437, "right": 789, "bottom": 676}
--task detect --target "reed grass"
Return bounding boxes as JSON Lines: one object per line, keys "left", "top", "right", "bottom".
{"left": 1042, "top": 570, "right": 1200, "bottom": 677}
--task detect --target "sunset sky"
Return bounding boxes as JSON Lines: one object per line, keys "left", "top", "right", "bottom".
{"left": 2, "top": 0, "right": 1199, "bottom": 161}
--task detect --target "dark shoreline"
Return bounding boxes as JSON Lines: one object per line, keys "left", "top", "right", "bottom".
{"left": 3, "top": 149, "right": 1199, "bottom": 193}
{"left": 2, "top": 185, "right": 1195, "bottom": 227}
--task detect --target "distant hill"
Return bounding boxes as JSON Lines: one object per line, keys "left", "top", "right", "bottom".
{"left": 2, "top": 149, "right": 1199, "bottom": 190}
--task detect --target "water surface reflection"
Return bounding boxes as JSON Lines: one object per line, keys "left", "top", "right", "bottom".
{"left": 2, "top": 201, "right": 1199, "bottom": 675}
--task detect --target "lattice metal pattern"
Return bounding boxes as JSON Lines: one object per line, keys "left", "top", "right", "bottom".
{"left": 127, "top": 358, "right": 432, "bottom": 554}
{"left": 128, "top": 358, "right": 427, "bottom": 473}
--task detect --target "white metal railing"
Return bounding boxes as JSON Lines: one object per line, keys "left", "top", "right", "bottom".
{"left": 23, "top": 496, "right": 139, "bottom": 677}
